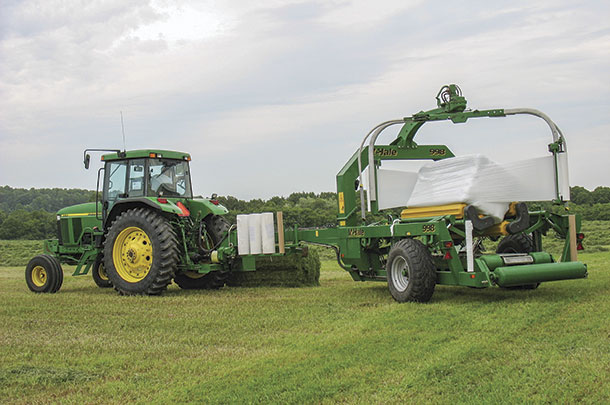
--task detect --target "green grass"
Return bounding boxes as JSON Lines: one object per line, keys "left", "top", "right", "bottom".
{"left": 0, "top": 240, "right": 45, "bottom": 267}
{"left": 1, "top": 251, "right": 609, "bottom": 404}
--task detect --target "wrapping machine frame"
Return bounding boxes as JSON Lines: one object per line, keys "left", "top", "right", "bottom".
{"left": 286, "top": 84, "right": 586, "bottom": 301}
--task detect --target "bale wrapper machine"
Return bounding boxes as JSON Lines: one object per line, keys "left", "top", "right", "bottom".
{"left": 288, "top": 84, "right": 587, "bottom": 302}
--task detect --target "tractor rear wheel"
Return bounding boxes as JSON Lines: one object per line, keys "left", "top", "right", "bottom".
{"left": 104, "top": 208, "right": 178, "bottom": 295}
{"left": 386, "top": 238, "right": 436, "bottom": 303}
{"left": 92, "top": 254, "right": 112, "bottom": 288}
{"left": 25, "top": 254, "right": 63, "bottom": 293}
{"left": 174, "top": 215, "right": 231, "bottom": 290}
{"left": 496, "top": 233, "right": 539, "bottom": 290}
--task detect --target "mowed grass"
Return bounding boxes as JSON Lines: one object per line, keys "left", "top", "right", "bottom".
{"left": 1, "top": 251, "right": 609, "bottom": 404}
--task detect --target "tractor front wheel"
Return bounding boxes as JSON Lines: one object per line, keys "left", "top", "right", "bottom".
{"left": 25, "top": 254, "right": 63, "bottom": 293}
{"left": 386, "top": 238, "right": 436, "bottom": 303}
{"left": 92, "top": 254, "right": 112, "bottom": 288}
{"left": 104, "top": 208, "right": 178, "bottom": 295}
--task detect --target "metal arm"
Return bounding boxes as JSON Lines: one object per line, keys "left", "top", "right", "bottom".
{"left": 339, "top": 84, "right": 569, "bottom": 224}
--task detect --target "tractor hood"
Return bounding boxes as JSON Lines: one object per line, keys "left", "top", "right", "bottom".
{"left": 57, "top": 202, "right": 101, "bottom": 217}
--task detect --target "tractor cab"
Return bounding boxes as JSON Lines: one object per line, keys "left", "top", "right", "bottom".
{"left": 96, "top": 150, "right": 193, "bottom": 220}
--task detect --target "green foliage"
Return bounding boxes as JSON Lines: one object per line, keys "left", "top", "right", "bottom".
{"left": 0, "top": 185, "right": 96, "bottom": 213}
{"left": 218, "top": 192, "right": 339, "bottom": 228}
{"left": 0, "top": 210, "right": 56, "bottom": 240}
{"left": 569, "top": 185, "right": 610, "bottom": 205}
{"left": 1, "top": 185, "right": 609, "bottom": 240}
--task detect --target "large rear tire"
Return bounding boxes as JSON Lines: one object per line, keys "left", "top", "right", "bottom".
{"left": 386, "top": 239, "right": 436, "bottom": 303}
{"left": 104, "top": 208, "right": 178, "bottom": 295}
{"left": 25, "top": 254, "right": 63, "bottom": 293}
{"left": 174, "top": 215, "right": 230, "bottom": 290}
{"left": 496, "top": 233, "right": 539, "bottom": 290}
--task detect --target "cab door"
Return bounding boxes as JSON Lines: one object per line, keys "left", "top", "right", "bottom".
{"left": 102, "top": 160, "right": 128, "bottom": 221}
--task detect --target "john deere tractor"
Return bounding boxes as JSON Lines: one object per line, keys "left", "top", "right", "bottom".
{"left": 26, "top": 149, "right": 235, "bottom": 295}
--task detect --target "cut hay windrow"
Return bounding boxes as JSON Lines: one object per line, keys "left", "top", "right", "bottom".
{"left": 227, "top": 247, "right": 320, "bottom": 287}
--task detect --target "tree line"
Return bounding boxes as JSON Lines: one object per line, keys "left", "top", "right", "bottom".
{"left": 0, "top": 186, "right": 609, "bottom": 240}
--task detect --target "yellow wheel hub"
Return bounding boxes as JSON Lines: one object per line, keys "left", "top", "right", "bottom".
{"left": 183, "top": 271, "right": 205, "bottom": 279}
{"left": 112, "top": 227, "right": 153, "bottom": 283}
{"left": 32, "top": 265, "right": 47, "bottom": 287}
{"left": 98, "top": 263, "right": 109, "bottom": 281}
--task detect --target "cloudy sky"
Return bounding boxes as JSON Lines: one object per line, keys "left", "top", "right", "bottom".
{"left": 1, "top": 0, "right": 608, "bottom": 199}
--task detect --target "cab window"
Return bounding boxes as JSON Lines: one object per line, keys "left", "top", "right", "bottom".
{"left": 105, "top": 161, "right": 127, "bottom": 203}
{"left": 148, "top": 158, "right": 192, "bottom": 198}
{"left": 128, "top": 159, "right": 145, "bottom": 197}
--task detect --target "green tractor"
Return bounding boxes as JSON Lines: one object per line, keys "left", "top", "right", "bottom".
{"left": 26, "top": 149, "right": 235, "bottom": 295}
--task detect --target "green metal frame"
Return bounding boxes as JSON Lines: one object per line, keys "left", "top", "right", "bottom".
{"left": 297, "top": 84, "right": 585, "bottom": 289}
{"left": 336, "top": 84, "right": 567, "bottom": 227}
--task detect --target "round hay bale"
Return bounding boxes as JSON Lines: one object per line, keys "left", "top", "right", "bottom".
{"left": 227, "top": 247, "right": 320, "bottom": 287}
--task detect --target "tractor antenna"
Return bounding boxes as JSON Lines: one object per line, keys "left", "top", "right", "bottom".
{"left": 120, "top": 111, "right": 126, "bottom": 152}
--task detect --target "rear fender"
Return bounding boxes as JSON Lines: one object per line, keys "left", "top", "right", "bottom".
{"left": 185, "top": 199, "right": 229, "bottom": 219}
{"left": 105, "top": 198, "right": 181, "bottom": 227}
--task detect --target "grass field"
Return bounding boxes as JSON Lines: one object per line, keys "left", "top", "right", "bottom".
{"left": 1, "top": 248, "right": 609, "bottom": 404}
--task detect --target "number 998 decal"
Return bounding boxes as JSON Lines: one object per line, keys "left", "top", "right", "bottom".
{"left": 429, "top": 148, "right": 446, "bottom": 157}
{"left": 422, "top": 224, "right": 435, "bottom": 233}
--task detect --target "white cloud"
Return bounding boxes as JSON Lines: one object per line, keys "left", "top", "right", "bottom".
{"left": 0, "top": 0, "right": 608, "bottom": 197}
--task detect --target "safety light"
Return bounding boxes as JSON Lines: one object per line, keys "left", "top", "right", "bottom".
{"left": 176, "top": 201, "right": 190, "bottom": 217}
{"left": 149, "top": 153, "right": 157, "bottom": 158}
{"left": 443, "top": 251, "right": 452, "bottom": 260}
{"left": 210, "top": 199, "right": 219, "bottom": 205}
{"left": 157, "top": 198, "right": 168, "bottom": 204}
{"left": 470, "top": 274, "right": 476, "bottom": 279}
{"left": 444, "top": 241, "right": 453, "bottom": 248}
{"left": 576, "top": 233, "right": 585, "bottom": 251}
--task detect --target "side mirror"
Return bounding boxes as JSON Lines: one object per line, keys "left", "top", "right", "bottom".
{"left": 84, "top": 154, "right": 91, "bottom": 169}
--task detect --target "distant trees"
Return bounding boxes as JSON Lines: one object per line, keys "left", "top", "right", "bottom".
{"left": 0, "top": 186, "right": 96, "bottom": 213}
{"left": 0, "top": 209, "right": 56, "bottom": 240}
{"left": 0, "top": 186, "right": 94, "bottom": 240}
{"left": 570, "top": 186, "right": 610, "bottom": 205}
{"left": 0, "top": 185, "right": 608, "bottom": 240}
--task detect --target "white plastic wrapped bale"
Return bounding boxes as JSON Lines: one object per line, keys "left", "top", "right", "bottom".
{"left": 404, "top": 154, "right": 564, "bottom": 222}
{"left": 248, "top": 213, "right": 263, "bottom": 254}
{"left": 261, "top": 212, "right": 275, "bottom": 254}
{"left": 237, "top": 212, "right": 276, "bottom": 255}
{"left": 236, "top": 214, "right": 250, "bottom": 255}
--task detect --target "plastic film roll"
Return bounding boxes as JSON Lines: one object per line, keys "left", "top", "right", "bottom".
{"left": 248, "top": 213, "right": 263, "bottom": 255}
{"left": 261, "top": 212, "right": 275, "bottom": 254}
{"left": 236, "top": 214, "right": 250, "bottom": 255}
